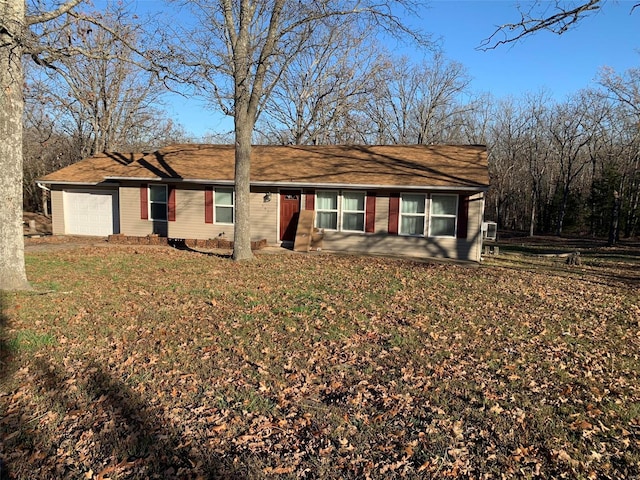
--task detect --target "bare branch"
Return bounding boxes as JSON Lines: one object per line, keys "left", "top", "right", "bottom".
{"left": 478, "top": 0, "right": 602, "bottom": 50}
{"left": 26, "top": 0, "right": 84, "bottom": 26}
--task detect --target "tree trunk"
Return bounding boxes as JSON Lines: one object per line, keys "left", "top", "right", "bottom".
{"left": 625, "top": 179, "right": 639, "bottom": 238}
{"left": 232, "top": 110, "right": 254, "bottom": 261}
{"left": 608, "top": 190, "right": 620, "bottom": 246}
{"left": 529, "top": 185, "right": 537, "bottom": 237}
{"left": 0, "top": 0, "right": 31, "bottom": 291}
{"left": 556, "top": 184, "right": 569, "bottom": 236}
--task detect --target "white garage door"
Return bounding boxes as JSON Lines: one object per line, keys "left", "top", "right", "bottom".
{"left": 64, "top": 190, "right": 119, "bottom": 236}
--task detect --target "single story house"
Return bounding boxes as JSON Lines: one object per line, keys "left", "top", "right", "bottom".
{"left": 37, "top": 144, "right": 489, "bottom": 261}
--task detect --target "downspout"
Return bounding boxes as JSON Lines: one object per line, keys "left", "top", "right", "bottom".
{"left": 36, "top": 182, "right": 50, "bottom": 218}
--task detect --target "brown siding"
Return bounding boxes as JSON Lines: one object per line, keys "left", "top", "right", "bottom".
{"left": 375, "top": 194, "right": 389, "bottom": 234}
{"left": 169, "top": 186, "right": 224, "bottom": 239}
{"left": 119, "top": 185, "right": 280, "bottom": 243}
{"left": 320, "top": 232, "right": 462, "bottom": 259}
{"left": 465, "top": 192, "right": 485, "bottom": 262}
{"left": 50, "top": 188, "right": 65, "bottom": 235}
{"left": 121, "top": 185, "right": 153, "bottom": 236}
{"left": 250, "top": 188, "right": 278, "bottom": 243}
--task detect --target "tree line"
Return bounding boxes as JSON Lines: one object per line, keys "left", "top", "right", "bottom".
{"left": 23, "top": 2, "right": 639, "bottom": 243}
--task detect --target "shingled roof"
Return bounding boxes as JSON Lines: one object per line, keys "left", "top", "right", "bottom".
{"left": 38, "top": 144, "right": 489, "bottom": 190}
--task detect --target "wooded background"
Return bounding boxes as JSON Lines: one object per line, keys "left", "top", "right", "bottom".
{"left": 22, "top": 1, "right": 639, "bottom": 244}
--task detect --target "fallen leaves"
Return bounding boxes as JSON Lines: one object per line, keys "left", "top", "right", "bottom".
{"left": 0, "top": 248, "right": 639, "bottom": 478}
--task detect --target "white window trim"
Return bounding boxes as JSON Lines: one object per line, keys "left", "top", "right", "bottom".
{"left": 214, "top": 188, "right": 235, "bottom": 225}
{"left": 315, "top": 190, "right": 367, "bottom": 232}
{"left": 399, "top": 193, "right": 426, "bottom": 237}
{"left": 341, "top": 190, "right": 366, "bottom": 233}
{"left": 148, "top": 184, "right": 168, "bottom": 222}
{"left": 428, "top": 194, "right": 458, "bottom": 238}
{"left": 315, "top": 190, "right": 339, "bottom": 231}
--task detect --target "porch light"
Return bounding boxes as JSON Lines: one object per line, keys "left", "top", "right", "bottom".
{"left": 263, "top": 192, "right": 272, "bottom": 203}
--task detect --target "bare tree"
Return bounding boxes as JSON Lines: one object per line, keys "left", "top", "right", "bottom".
{"left": 256, "top": 23, "right": 383, "bottom": 145}
{"left": 520, "top": 92, "right": 554, "bottom": 236}
{"left": 172, "top": 0, "right": 429, "bottom": 261}
{"left": 29, "top": 6, "right": 177, "bottom": 156}
{"left": 1, "top": 0, "right": 88, "bottom": 291}
{"left": 455, "top": 92, "right": 493, "bottom": 145}
{"left": 363, "top": 52, "right": 471, "bottom": 145}
{"left": 1, "top": 0, "right": 175, "bottom": 290}
{"left": 486, "top": 97, "right": 528, "bottom": 230}
{"left": 22, "top": 96, "right": 79, "bottom": 214}
{"left": 548, "top": 92, "right": 605, "bottom": 235}
{"left": 413, "top": 52, "right": 471, "bottom": 144}
{"left": 598, "top": 65, "right": 640, "bottom": 238}
{"left": 599, "top": 65, "right": 640, "bottom": 118}
{"left": 366, "top": 56, "right": 417, "bottom": 144}
{"left": 23, "top": 64, "right": 187, "bottom": 217}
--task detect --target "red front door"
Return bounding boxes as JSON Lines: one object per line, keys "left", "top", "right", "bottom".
{"left": 280, "top": 190, "right": 301, "bottom": 242}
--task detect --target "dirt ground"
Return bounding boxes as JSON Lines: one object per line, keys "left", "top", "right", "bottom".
{"left": 497, "top": 230, "right": 640, "bottom": 249}
{"left": 23, "top": 212, "right": 52, "bottom": 236}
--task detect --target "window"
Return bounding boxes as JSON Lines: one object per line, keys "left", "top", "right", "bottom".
{"left": 215, "top": 188, "right": 234, "bottom": 224}
{"left": 342, "top": 192, "right": 365, "bottom": 232}
{"left": 399, "top": 194, "right": 426, "bottom": 235}
{"left": 149, "top": 185, "right": 167, "bottom": 221}
{"left": 429, "top": 194, "right": 458, "bottom": 237}
{"left": 315, "top": 190, "right": 367, "bottom": 232}
{"left": 316, "top": 191, "right": 338, "bottom": 230}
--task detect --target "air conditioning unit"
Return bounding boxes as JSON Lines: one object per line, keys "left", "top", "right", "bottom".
{"left": 482, "top": 221, "right": 497, "bottom": 241}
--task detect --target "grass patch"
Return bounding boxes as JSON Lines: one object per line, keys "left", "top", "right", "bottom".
{"left": 5, "top": 330, "right": 56, "bottom": 352}
{"left": 0, "top": 246, "right": 638, "bottom": 479}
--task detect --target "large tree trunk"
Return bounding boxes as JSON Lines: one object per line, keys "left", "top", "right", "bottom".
{"left": 232, "top": 109, "right": 254, "bottom": 261}
{"left": 0, "top": 0, "right": 31, "bottom": 291}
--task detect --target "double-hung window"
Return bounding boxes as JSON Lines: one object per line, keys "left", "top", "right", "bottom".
{"left": 399, "top": 194, "right": 426, "bottom": 236}
{"left": 316, "top": 191, "right": 339, "bottom": 230}
{"left": 149, "top": 185, "right": 168, "bottom": 221}
{"left": 429, "top": 194, "right": 457, "bottom": 237}
{"left": 341, "top": 192, "right": 365, "bottom": 232}
{"left": 315, "top": 190, "right": 366, "bottom": 232}
{"left": 215, "top": 188, "right": 234, "bottom": 224}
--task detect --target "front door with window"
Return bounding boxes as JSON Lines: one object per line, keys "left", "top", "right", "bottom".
{"left": 280, "top": 190, "right": 301, "bottom": 242}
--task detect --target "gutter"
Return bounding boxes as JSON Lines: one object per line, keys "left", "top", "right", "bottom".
{"left": 35, "top": 180, "right": 119, "bottom": 186}
{"left": 38, "top": 177, "right": 489, "bottom": 193}
{"left": 102, "top": 177, "right": 489, "bottom": 192}
{"left": 250, "top": 181, "right": 489, "bottom": 192}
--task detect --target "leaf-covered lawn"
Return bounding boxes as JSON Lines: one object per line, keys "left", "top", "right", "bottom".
{"left": 1, "top": 246, "right": 639, "bottom": 479}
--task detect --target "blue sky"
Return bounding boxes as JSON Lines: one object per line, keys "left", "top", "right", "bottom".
{"left": 149, "top": 0, "right": 639, "bottom": 137}
{"left": 423, "top": 1, "right": 638, "bottom": 99}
